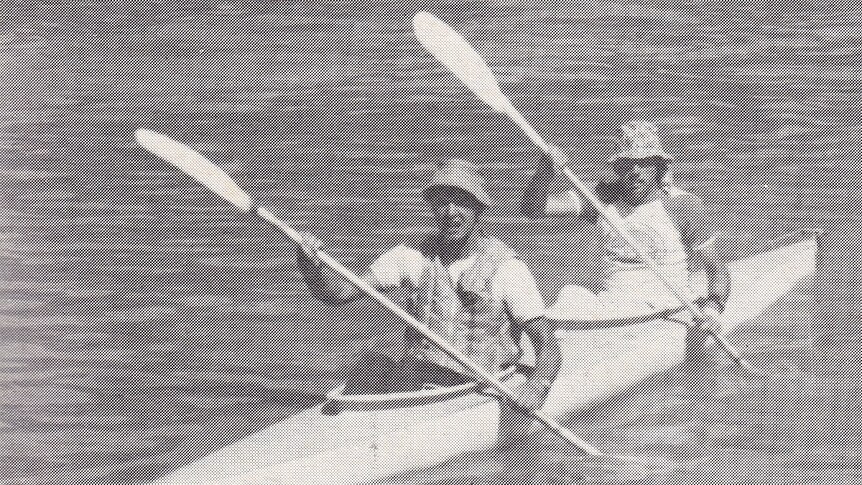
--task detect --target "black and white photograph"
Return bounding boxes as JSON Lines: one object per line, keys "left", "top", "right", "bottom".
{"left": 1, "top": 1, "right": 860, "bottom": 483}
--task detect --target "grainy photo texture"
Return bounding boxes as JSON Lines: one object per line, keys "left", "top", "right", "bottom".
{"left": 1, "top": 1, "right": 860, "bottom": 484}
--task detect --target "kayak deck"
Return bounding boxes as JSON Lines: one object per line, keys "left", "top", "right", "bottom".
{"left": 154, "top": 233, "right": 819, "bottom": 485}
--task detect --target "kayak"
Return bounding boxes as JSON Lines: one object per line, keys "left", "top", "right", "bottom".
{"left": 153, "top": 230, "right": 820, "bottom": 485}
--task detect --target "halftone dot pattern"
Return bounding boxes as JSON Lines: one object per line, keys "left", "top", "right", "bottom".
{"left": 1, "top": 1, "right": 860, "bottom": 484}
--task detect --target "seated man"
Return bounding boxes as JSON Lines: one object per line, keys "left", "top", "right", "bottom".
{"left": 297, "top": 159, "right": 560, "bottom": 410}
{"left": 521, "top": 120, "right": 729, "bottom": 362}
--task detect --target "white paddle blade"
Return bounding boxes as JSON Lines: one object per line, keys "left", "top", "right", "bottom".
{"left": 413, "top": 11, "right": 511, "bottom": 113}
{"left": 135, "top": 128, "right": 252, "bottom": 212}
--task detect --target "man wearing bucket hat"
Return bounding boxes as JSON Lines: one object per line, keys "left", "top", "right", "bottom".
{"left": 298, "top": 159, "right": 560, "bottom": 411}
{"left": 521, "top": 120, "right": 730, "bottom": 364}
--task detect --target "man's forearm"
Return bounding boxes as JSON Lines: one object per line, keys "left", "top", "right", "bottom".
{"left": 524, "top": 317, "right": 561, "bottom": 384}
{"left": 297, "top": 250, "right": 361, "bottom": 306}
{"left": 521, "top": 157, "right": 554, "bottom": 219}
{"left": 704, "top": 261, "right": 731, "bottom": 310}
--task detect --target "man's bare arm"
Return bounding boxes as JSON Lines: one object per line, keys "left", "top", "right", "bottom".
{"left": 296, "top": 233, "right": 385, "bottom": 306}
{"left": 694, "top": 241, "right": 731, "bottom": 312}
{"left": 521, "top": 147, "right": 586, "bottom": 219}
{"left": 514, "top": 316, "right": 562, "bottom": 410}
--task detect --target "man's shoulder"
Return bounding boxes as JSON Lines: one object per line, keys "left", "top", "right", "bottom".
{"left": 491, "top": 257, "right": 545, "bottom": 321}
{"left": 495, "top": 257, "right": 533, "bottom": 277}
{"left": 479, "top": 236, "right": 517, "bottom": 260}
{"left": 662, "top": 185, "right": 702, "bottom": 202}
{"left": 660, "top": 186, "right": 707, "bottom": 215}
{"left": 373, "top": 242, "right": 427, "bottom": 267}
{"left": 659, "top": 186, "right": 716, "bottom": 247}
{"left": 368, "top": 242, "right": 429, "bottom": 289}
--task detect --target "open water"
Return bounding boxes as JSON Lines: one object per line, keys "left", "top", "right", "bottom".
{"left": 1, "top": 0, "right": 861, "bottom": 483}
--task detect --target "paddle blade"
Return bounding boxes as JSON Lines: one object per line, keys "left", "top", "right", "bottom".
{"left": 135, "top": 128, "right": 252, "bottom": 212}
{"left": 413, "top": 11, "right": 511, "bottom": 113}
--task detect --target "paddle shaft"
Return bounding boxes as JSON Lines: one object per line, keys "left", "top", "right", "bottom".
{"left": 257, "top": 207, "right": 601, "bottom": 455}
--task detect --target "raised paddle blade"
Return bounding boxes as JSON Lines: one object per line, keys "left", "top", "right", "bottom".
{"left": 413, "top": 11, "right": 552, "bottom": 153}
{"left": 412, "top": 11, "right": 511, "bottom": 114}
{"left": 134, "top": 128, "right": 253, "bottom": 212}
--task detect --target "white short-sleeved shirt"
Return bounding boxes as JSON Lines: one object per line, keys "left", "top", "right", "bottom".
{"left": 369, "top": 244, "right": 546, "bottom": 326}
{"left": 547, "top": 187, "right": 716, "bottom": 320}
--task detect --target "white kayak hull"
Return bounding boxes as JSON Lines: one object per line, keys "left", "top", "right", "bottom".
{"left": 155, "top": 235, "right": 819, "bottom": 485}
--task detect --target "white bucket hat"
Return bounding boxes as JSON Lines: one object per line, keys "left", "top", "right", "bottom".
{"left": 422, "top": 158, "right": 493, "bottom": 208}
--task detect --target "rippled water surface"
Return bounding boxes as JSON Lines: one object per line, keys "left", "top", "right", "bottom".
{"left": 1, "top": 0, "right": 860, "bottom": 483}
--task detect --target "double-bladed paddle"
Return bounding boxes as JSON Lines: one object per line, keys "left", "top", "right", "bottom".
{"left": 412, "top": 11, "right": 755, "bottom": 373}
{"left": 134, "top": 128, "right": 602, "bottom": 456}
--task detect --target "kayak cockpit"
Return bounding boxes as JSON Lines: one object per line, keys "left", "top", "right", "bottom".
{"left": 323, "top": 364, "right": 523, "bottom": 411}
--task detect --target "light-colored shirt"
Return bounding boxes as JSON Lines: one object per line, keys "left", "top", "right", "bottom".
{"left": 558, "top": 185, "right": 716, "bottom": 307}
{"left": 369, "top": 245, "right": 546, "bottom": 326}
{"left": 545, "top": 187, "right": 718, "bottom": 321}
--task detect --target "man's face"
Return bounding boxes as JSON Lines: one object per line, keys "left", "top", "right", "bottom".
{"left": 612, "top": 159, "right": 662, "bottom": 204}
{"left": 426, "top": 187, "right": 482, "bottom": 244}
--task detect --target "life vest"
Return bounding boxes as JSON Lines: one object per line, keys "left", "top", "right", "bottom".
{"left": 404, "top": 236, "right": 521, "bottom": 375}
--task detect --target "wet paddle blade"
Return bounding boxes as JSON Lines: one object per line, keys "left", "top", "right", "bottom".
{"left": 134, "top": 128, "right": 253, "bottom": 212}
{"left": 412, "top": 11, "right": 511, "bottom": 114}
